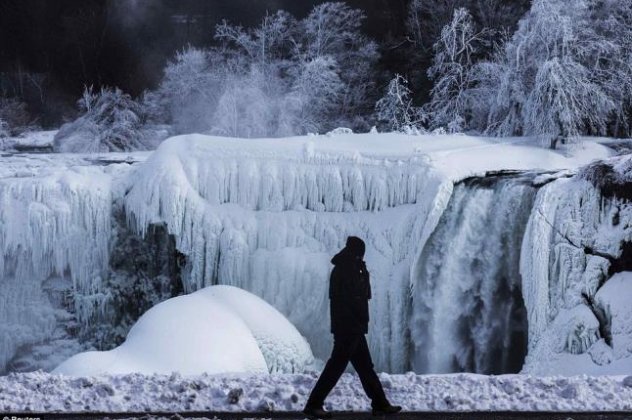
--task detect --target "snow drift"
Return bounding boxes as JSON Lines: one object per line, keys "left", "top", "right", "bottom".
{"left": 54, "top": 285, "right": 314, "bottom": 376}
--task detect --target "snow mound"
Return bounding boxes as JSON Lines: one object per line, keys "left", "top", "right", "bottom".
{"left": 53, "top": 285, "right": 313, "bottom": 376}
{"left": 199, "top": 286, "right": 314, "bottom": 373}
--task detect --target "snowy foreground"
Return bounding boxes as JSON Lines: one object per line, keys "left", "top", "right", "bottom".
{"left": 2, "top": 371, "right": 632, "bottom": 413}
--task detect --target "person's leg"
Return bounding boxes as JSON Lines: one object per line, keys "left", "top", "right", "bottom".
{"left": 305, "top": 335, "right": 358, "bottom": 408}
{"left": 349, "top": 335, "right": 389, "bottom": 408}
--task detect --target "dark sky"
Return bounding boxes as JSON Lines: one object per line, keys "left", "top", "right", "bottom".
{"left": 0, "top": 0, "right": 409, "bottom": 100}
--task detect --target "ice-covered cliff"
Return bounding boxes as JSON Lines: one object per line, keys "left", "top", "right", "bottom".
{"left": 521, "top": 155, "right": 632, "bottom": 374}
{"left": 123, "top": 133, "right": 612, "bottom": 373}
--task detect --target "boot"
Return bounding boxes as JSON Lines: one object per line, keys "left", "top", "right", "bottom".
{"left": 372, "top": 404, "right": 402, "bottom": 416}
{"left": 303, "top": 405, "right": 333, "bottom": 419}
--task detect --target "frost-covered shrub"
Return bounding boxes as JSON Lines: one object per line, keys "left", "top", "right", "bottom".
{"left": 0, "top": 97, "right": 32, "bottom": 136}
{"left": 54, "top": 87, "right": 147, "bottom": 153}
{"left": 148, "top": 2, "right": 379, "bottom": 137}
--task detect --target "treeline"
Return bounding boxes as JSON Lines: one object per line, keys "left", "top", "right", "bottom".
{"left": 1, "top": 0, "right": 631, "bottom": 150}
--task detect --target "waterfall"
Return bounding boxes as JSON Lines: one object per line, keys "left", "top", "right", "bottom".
{"left": 410, "top": 174, "right": 536, "bottom": 374}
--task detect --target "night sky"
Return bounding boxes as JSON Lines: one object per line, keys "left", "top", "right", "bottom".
{"left": 0, "top": 0, "right": 409, "bottom": 101}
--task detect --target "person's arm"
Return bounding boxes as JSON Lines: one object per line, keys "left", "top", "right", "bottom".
{"left": 344, "top": 262, "right": 369, "bottom": 326}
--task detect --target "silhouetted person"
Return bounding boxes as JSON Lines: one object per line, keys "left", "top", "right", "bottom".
{"left": 303, "top": 236, "right": 402, "bottom": 419}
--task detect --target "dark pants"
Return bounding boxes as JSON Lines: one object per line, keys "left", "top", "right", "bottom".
{"left": 305, "top": 334, "right": 389, "bottom": 409}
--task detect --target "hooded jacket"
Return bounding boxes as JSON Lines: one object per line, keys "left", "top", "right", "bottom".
{"left": 329, "top": 237, "right": 372, "bottom": 335}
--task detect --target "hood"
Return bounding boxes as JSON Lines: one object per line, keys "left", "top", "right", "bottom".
{"left": 331, "top": 249, "right": 353, "bottom": 266}
{"left": 331, "top": 236, "right": 366, "bottom": 265}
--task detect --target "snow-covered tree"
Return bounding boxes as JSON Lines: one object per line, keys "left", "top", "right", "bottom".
{"left": 524, "top": 58, "right": 614, "bottom": 147}
{"left": 156, "top": 47, "right": 225, "bottom": 133}
{"left": 215, "top": 10, "right": 295, "bottom": 68}
{"left": 375, "top": 74, "right": 424, "bottom": 132}
{"left": 426, "top": 8, "right": 489, "bottom": 131}
{"left": 147, "top": 3, "right": 378, "bottom": 137}
{"left": 589, "top": 0, "right": 632, "bottom": 137}
{"left": 298, "top": 2, "right": 379, "bottom": 131}
{"left": 480, "top": 0, "right": 627, "bottom": 146}
{"left": 288, "top": 56, "right": 345, "bottom": 134}
{"left": 54, "top": 86, "right": 147, "bottom": 152}
{"left": 213, "top": 66, "right": 290, "bottom": 138}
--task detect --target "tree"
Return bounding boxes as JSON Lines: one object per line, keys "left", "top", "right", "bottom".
{"left": 288, "top": 56, "right": 345, "bottom": 134}
{"left": 426, "top": 8, "right": 489, "bottom": 131}
{"left": 480, "top": 0, "right": 626, "bottom": 146}
{"left": 213, "top": 66, "right": 290, "bottom": 138}
{"left": 405, "top": 0, "right": 529, "bottom": 107}
{"left": 375, "top": 75, "right": 424, "bottom": 132}
{"left": 298, "top": 2, "right": 379, "bottom": 131}
{"left": 156, "top": 47, "right": 225, "bottom": 134}
{"left": 0, "top": 97, "right": 32, "bottom": 136}
{"left": 525, "top": 58, "right": 614, "bottom": 148}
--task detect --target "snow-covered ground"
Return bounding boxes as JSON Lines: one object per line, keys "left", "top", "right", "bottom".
{"left": 2, "top": 370, "right": 632, "bottom": 412}
{"left": 0, "top": 130, "right": 57, "bottom": 152}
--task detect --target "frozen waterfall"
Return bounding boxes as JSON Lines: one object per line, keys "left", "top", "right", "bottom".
{"left": 0, "top": 157, "right": 115, "bottom": 371}
{"left": 0, "top": 134, "right": 621, "bottom": 375}
{"left": 410, "top": 174, "right": 534, "bottom": 374}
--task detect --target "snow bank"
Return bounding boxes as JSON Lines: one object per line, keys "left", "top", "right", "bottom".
{"left": 54, "top": 285, "right": 313, "bottom": 376}
{"left": 124, "top": 133, "right": 610, "bottom": 372}
{"left": 0, "top": 130, "right": 56, "bottom": 152}
{"left": 3, "top": 371, "right": 632, "bottom": 412}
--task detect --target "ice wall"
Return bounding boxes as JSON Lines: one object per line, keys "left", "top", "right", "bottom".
{"left": 410, "top": 175, "right": 534, "bottom": 374}
{"left": 124, "top": 134, "right": 617, "bottom": 374}
{"left": 0, "top": 154, "right": 148, "bottom": 373}
{"left": 0, "top": 134, "right": 616, "bottom": 374}
{"left": 521, "top": 155, "right": 632, "bottom": 374}
{"left": 0, "top": 158, "right": 113, "bottom": 371}
{"left": 125, "top": 135, "right": 454, "bottom": 372}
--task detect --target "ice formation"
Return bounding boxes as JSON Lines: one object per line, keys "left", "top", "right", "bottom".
{"left": 53, "top": 285, "right": 313, "bottom": 376}
{"left": 521, "top": 155, "right": 632, "bottom": 374}
{"left": 0, "top": 156, "right": 115, "bottom": 371}
{"left": 0, "top": 131, "right": 624, "bottom": 375}
{"left": 124, "top": 133, "right": 611, "bottom": 373}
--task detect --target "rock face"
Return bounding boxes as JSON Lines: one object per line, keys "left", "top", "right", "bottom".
{"left": 522, "top": 155, "right": 632, "bottom": 374}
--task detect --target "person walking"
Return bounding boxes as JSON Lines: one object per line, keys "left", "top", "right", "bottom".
{"left": 303, "top": 236, "right": 402, "bottom": 419}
